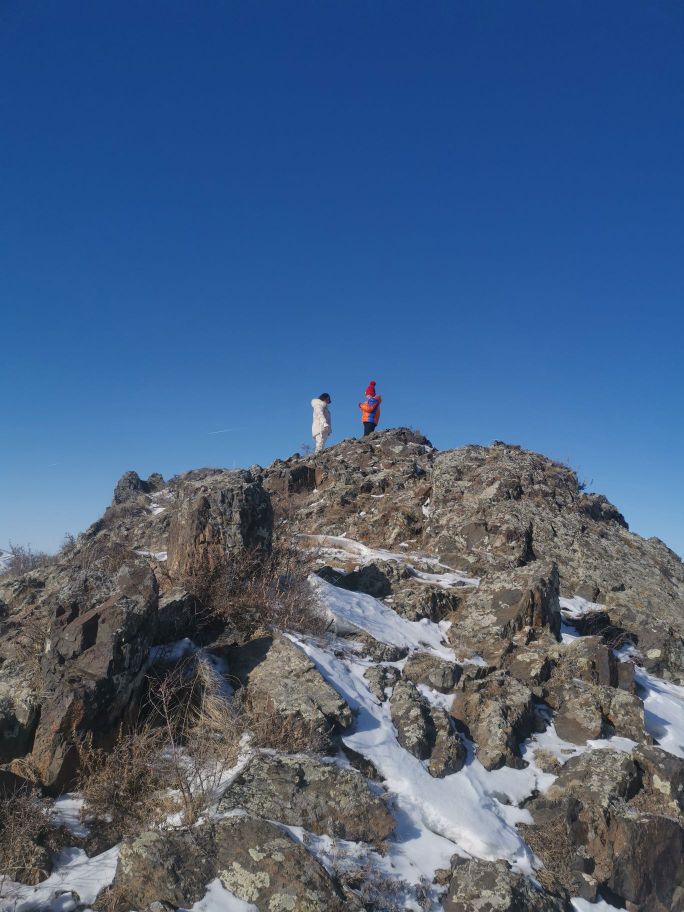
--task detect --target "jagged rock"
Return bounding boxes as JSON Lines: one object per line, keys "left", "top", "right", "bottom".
{"left": 525, "top": 748, "right": 684, "bottom": 911}
{"left": 546, "top": 750, "right": 641, "bottom": 808}
{"left": 389, "top": 583, "right": 463, "bottom": 622}
{"left": 242, "top": 634, "right": 352, "bottom": 751}
{"left": 356, "top": 634, "right": 409, "bottom": 663}
{"left": 113, "top": 815, "right": 357, "bottom": 911}
{"left": 364, "top": 664, "right": 400, "bottom": 701}
{"left": 634, "top": 744, "right": 684, "bottom": 813}
{"left": 389, "top": 679, "right": 465, "bottom": 776}
{"left": 262, "top": 428, "right": 434, "bottom": 549}
{"left": 331, "top": 561, "right": 395, "bottom": 598}
{"left": 167, "top": 468, "right": 272, "bottom": 579}
{"left": 451, "top": 671, "right": 537, "bottom": 770}
{"left": 549, "top": 635, "right": 635, "bottom": 692}
{"left": 0, "top": 658, "right": 40, "bottom": 762}
{"left": 548, "top": 679, "right": 646, "bottom": 744}
{"left": 402, "top": 651, "right": 460, "bottom": 692}
{"left": 389, "top": 679, "right": 433, "bottom": 759}
{"left": 449, "top": 564, "right": 561, "bottom": 667}
{"left": 606, "top": 811, "right": 684, "bottom": 911}
{"left": 30, "top": 564, "right": 160, "bottom": 790}
{"left": 113, "top": 470, "right": 165, "bottom": 505}
{"left": 444, "top": 857, "right": 570, "bottom": 911}
{"left": 219, "top": 753, "right": 394, "bottom": 843}
{"left": 505, "top": 640, "right": 559, "bottom": 686}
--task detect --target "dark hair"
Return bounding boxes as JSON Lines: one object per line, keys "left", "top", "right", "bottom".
{"left": 319, "top": 393, "right": 331, "bottom": 403}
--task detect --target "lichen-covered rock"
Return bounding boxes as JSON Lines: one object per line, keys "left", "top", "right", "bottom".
{"left": 31, "top": 563, "right": 160, "bottom": 789}
{"left": 402, "top": 651, "right": 460, "bottom": 692}
{"left": 364, "top": 664, "right": 400, "bottom": 701}
{"left": 444, "top": 857, "right": 570, "bottom": 911}
{"left": 219, "top": 753, "right": 394, "bottom": 844}
{"left": 0, "top": 658, "right": 40, "bottom": 762}
{"left": 605, "top": 811, "right": 684, "bottom": 912}
{"left": 243, "top": 634, "right": 352, "bottom": 751}
{"left": 451, "top": 671, "right": 537, "bottom": 770}
{"left": 548, "top": 679, "right": 646, "bottom": 745}
{"left": 167, "top": 468, "right": 272, "bottom": 579}
{"left": 546, "top": 750, "right": 641, "bottom": 808}
{"left": 633, "top": 744, "right": 684, "bottom": 814}
{"left": 113, "top": 815, "right": 357, "bottom": 911}
{"left": 449, "top": 564, "right": 561, "bottom": 667}
{"left": 390, "top": 679, "right": 465, "bottom": 776}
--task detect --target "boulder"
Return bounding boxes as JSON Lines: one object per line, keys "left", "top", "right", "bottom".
{"left": 451, "top": 671, "right": 537, "bottom": 770}
{"left": 546, "top": 750, "right": 641, "bottom": 809}
{"left": 167, "top": 469, "right": 272, "bottom": 580}
{"left": 444, "top": 857, "right": 570, "bottom": 911}
{"left": 30, "top": 564, "right": 159, "bottom": 790}
{"left": 548, "top": 679, "right": 646, "bottom": 745}
{"left": 364, "top": 664, "right": 400, "bottom": 701}
{"left": 113, "top": 815, "right": 356, "bottom": 911}
{"left": 0, "top": 658, "right": 40, "bottom": 762}
{"left": 402, "top": 651, "right": 461, "bottom": 692}
{"left": 113, "top": 470, "right": 165, "bottom": 505}
{"left": 606, "top": 811, "right": 684, "bottom": 912}
{"left": 449, "top": 564, "right": 561, "bottom": 667}
{"left": 389, "top": 679, "right": 465, "bottom": 776}
{"left": 633, "top": 744, "right": 684, "bottom": 814}
{"left": 219, "top": 753, "right": 394, "bottom": 844}
{"left": 242, "top": 634, "right": 352, "bottom": 752}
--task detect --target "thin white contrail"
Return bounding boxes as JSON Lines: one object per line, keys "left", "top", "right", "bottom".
{"left": 208, "top": 427, "right": 239, "bottom": 435}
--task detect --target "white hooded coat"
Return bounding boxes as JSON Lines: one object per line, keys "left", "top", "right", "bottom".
{"left": 311, "top": 398, "right": 332, "bottom": 438}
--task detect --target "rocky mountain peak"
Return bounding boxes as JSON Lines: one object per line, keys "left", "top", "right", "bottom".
{"left": 1, "top": 427, "right": 683, "bottom": 911}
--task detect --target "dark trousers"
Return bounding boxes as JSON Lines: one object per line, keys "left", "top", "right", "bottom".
{"left": 363, "top": 422, "right": 376, "bottom": 436}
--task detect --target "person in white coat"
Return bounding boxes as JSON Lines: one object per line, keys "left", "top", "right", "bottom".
{"left": 311, "top": 393, "right": 332, "bottom": 453}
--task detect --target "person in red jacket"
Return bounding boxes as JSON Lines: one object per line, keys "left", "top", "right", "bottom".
{"left": 359, "top": 381, "right": 382, "bottom": 436}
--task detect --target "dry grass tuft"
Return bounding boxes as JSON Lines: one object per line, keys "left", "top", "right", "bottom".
{"left": 77, "top": 728, "right": 172, "bottom": 841}
{"left": 182, "top": 531, "right": 327, "bottom": 639}
{"left": 0, "top": 786, "right": 54, "bottom": 887}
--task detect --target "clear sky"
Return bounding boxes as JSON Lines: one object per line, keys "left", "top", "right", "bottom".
{"left": 1, "top": 1, "right": 682, "bottom": 557}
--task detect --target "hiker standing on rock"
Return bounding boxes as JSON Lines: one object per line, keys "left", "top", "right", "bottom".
{"left": 359, "top": 380, "right": 381, "bottom": 436}
{"left": 311, "top": 393, "right": 332, "bottom": 453}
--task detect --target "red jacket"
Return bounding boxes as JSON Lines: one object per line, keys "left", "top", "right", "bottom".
{"left": 359, "top": 394, "right": 381, "bottom": 425}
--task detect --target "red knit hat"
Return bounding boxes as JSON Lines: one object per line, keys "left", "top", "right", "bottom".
{"left": 365, "top": 380, "right": 376, "bottom": 396}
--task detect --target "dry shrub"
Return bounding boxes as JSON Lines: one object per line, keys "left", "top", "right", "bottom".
{"left": 145, "top": 655, "right": 246, "bottom": 826}
{"left": 183, "top": 533, "right": 327, "bottom": 639}
{"left": 74, "top": 537, "right": 134, "bottom": 574}
{"left": 77, "top": 727, "right": 172, "bottom": 840}
{"left": 0, "top": 543, "right": 55, "bottom": 578}
{"left": 0, "top": 786, "right": 53, "bottom": 887}
{"left": 233, "top": 689, "right": 330, "bottom": 754}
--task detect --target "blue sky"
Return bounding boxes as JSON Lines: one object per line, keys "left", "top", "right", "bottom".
{"left": 1, "top": 1, "right": 683, "bottom": 556}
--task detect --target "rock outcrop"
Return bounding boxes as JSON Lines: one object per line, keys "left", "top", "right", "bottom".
{"left": 2, "top": 428, "right": 683, "bottom": 912}
{"left": 219, "top": 752, "right": 394, "bottom": 844}
{"left": 113, "top": 816, "right": 357, "bottom": 911}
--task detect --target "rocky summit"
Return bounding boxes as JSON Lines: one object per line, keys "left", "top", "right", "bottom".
{"left": 1, "top": 428, "right": 683, "bottom": 912}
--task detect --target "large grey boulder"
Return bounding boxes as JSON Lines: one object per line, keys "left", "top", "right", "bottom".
{"left": 548, "top": 679, "right": 646, "bottom": 745}
{"left": 444, "top": 857, "right": 570, "bottom": 911}
{"left": 390, "top": 679, "right": 465, "bottom": 776}
{"left": 449, "top": 564, "right": 561, "bottom": 667}
{"left": 219, "top": 752, "right": 394, "bottom": 844}
{"left": 113, "top": 815, "right": 357, "bottom": 911}
{"left": 451, "top": 671, "right": 537, "bottom": 770}
{"left": 242, "top": 634, "right": 352, "bottom": 752}
{"left": 30, "top": 564, "right": 159, "bottom": 790}
{"left": 167, "top": 468, "right": 272, "bottom": 579}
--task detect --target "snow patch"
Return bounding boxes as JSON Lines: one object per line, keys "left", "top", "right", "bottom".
{"left": 309, "top": 576, "right": 454, "bottom": 658}
{"left": 184, "top": 878, "right": 258, "bottom": 912}
{"left": 634, "top": 666, "right": 684, "bottom": 758}
{"left": 0, "top": 846, "right": 119, "bottom": 912}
